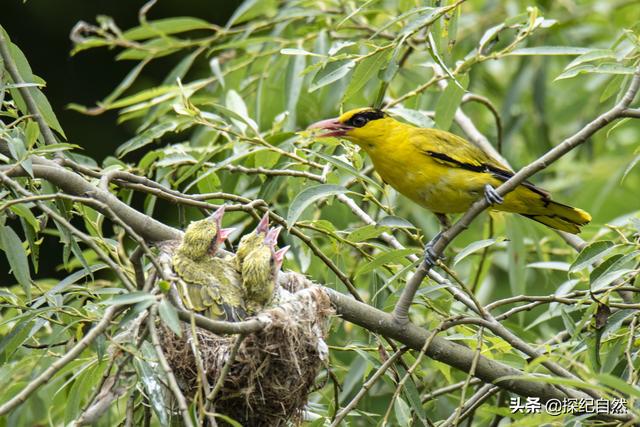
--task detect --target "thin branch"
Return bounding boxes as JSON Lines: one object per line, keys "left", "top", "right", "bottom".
{"left": 441, "top": 384, "right": 500, "bottom": 427}
{"left": 421, "top": 378, "right": 483, "bottom": 403}
{"left": 446, "top": 328, "right": 485, "bottom": 427}
{"left": 621, "top": 108, "right": 640, "bottom": 118}
{"left": 222, "top": 164, "right": 325, "bottom": 182}
{"left": 147, "top": 306, "right": 194, "bottom": 427}
{"left": 330, "top": 347, "right": 409, "bottom": 427}
{"left": 176, "top": 308, "right": 264, "bottom": 335}
{"left": 461, "top": 93, "right": 503, "bottom": 153}
{"left": 206, "top": 333, "right": 246, "bottom": 402}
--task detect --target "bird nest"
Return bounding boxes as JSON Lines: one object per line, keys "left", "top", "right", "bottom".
{"left": 159, "top": 273, "right": 333, "bottom": 426}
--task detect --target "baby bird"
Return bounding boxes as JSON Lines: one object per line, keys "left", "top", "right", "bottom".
{"left": 172, "top": 206, "right": 246, "bottom": 321}
{"left": 235, "top": 212, "right": 270, "bottom": 272}
{"left": 241, "top": 227, "right": 290, "bottom": 314}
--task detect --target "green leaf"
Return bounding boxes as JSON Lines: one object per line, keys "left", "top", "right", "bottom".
{"left": 435, "top": 73, "right": 469, "bottom": 131}
{"left": 286, "top": 184, "right": 348, "bottom": 228}
{"left": 100, "top": 292, "right": 155, "bottom": 306}
{"left": 622, "top": 152, "right": 640, "bottom": 182}
{"left": 378, "top": 216, "right": 415, "bottom": 229}
{"left": 394, "top": 397, "right": 411, "bottom": 426}
{"left": 213, "top": 413, "right": 244, "bottom": 427}
{"left": 280, "top": 48, "right": 320, "bottom": 57}
{"left": 555, "top": 63, "right": 636, "bottom": 81}
{"left": 285, "top": 53, "right": 306, "bottom": 130}
{"left": 9, "top": 204, "right": 40, "bottom": 232}
{"left": 33, "top": 264, "right": 107, "bottom": 309}
{"left": 355, "top": 248, "right": 417, "bottom": 277}
{"left": 309, "top": 60, "right": 355, "bottom": 92}
{"left": 590, "top": 251, "right": 638, "bottom": 291}
{"left": 6, "top": 38, "right": 65, "bottom": 136}
{"left": 123, "top": 17, "right": 212, "bottom": 40}
{"left": 343, "top": 49, "right": 390, "bottom": 102}
{"left": 31, "top": 143, "right": 82, "bottom": 156}
{"left": 0, "top": 225, "right": 32, "bottom": 299}
{"left": 527, "top": 261, "right": 571, "bottom": 271}
{"left": 453, "top": 237, "right": 504, "bottom": 266}
{"left": 596, "top": 373, "right": 640, "bottom": 398}
{"left": 196, "top": 170, "right": 221, "bottom": 194}
{"left": 104, "top": 85, "right": 175, "bottom": 111}
{"left": 508, "top": 46, "right": 589, "bottom": 56}
{"left": 478, "top": 23, "right": 505, "bottom": 53}
{"left": 565, "top": 49, "right": 617, "bottom": 70}
{"left": 97, "top": 60, "right": 150, "bottom": 108}
{"left": 388, "top": 106, "right": 435, "bottom": 128}
{"left": 158, "top": 299, "right": 182, "bottom": 337}
{"left": 347, "top": 224, "right": 388, "bottom": 242}
{"left": 116, "top": 120, "right": 178, "bottom": 157}
{"left": 570, "top": 241, "right": 616, "bottom": 272}
{"left": 135, "top": 343, "right": 169, "bottom": 426}
{"left": 209, "top": 57, "right": 225, "bottom": 88}
{"left": 225, "top": 90, "right": 259, "bottom": 134}
{"left": 226, "top": 0, "right": 277, "bottom": 27}
{"left": 394, "top": 364, "right": 428, "bottom": 427}
{"left": 311, "top": 152, "right": 383, "bottom": 191}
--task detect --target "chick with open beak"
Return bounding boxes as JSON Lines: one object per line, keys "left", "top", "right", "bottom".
{"left": 241, "top": 226, "right": 290, "bottom": 314}
{"left": 172, "top": 206, "right": 246, "bottom": 321}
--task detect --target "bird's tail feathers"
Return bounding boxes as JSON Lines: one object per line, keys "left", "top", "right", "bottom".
{"left": 521, "top": 200, "right": 591, "bottom": 234}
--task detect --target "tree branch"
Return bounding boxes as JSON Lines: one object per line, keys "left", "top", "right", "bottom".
{"left": 327, "top": 289, "right": 631, "bottom": 422}
{"left": 1, "top": 153, "right": 181, "bottom": 242}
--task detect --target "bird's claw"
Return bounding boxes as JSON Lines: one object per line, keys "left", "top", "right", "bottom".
{"left": 484, "top": 184, "right": 503, "bottom": 205}
{"left": 422, "top": 242, "right": 444, "bottom": 268}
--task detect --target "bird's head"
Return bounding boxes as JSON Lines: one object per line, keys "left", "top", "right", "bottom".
{"left": 307, "top": 108, "right": 394, "bottom": 148}
{"left": 178, "top": 206, "right": 233, "bottom": 259}
{"left": 236, "top": 212, "right": 270, "bottom": 268}
{"left": 264, "top": 226, "right": 288, "bottom": 278}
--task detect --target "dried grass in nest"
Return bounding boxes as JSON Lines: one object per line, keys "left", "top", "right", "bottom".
{"left": 159, "top": 280, "right": 333, "bottom": 426}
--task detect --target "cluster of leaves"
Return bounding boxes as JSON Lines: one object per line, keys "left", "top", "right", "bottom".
{"left": 1, "top": 0, "right": 640, "bottom": 425}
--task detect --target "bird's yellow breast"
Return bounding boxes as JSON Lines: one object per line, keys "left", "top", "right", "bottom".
{"left": 353, "top": 125, "right": 496, "bottom": 214}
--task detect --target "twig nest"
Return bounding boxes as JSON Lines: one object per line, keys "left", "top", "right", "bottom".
{"left": 159, "top": 276, "right": 333, "bottom": 426}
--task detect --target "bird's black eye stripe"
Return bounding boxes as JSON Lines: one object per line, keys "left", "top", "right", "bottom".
{"left": 346, "top": 109, "right": 385, "bottom": 127}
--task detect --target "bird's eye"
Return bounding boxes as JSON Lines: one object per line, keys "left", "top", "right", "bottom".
{"left": 352, "top": 116, "right": 368, "bottom": 127}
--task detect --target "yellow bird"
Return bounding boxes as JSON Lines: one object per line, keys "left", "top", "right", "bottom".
{"left": 241, "top": 226, "right": 289, "bottom": 314}
{"left": 309, "top": 107, "right": 591, "bottom": 236}
{"left": 235, "top": 212, "right": 270, "bottom": 272}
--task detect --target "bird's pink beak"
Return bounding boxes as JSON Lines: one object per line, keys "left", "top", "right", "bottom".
{"left": 307, "top": 118, "right": 352, "bottom": 137}
{"left": 209, "top": 205, "right": 226, "bottom": 228}
{"left": 264, "top": 226, "right": 282, "bottom": 247}
{"left": 216, "top": 228, "right": 234, "bottom": 245}
{"left": 256, "top": 212, "right": 270, "bottom": 235}
{"left": 273, "top": 246, "right": 290, "bottom": 269}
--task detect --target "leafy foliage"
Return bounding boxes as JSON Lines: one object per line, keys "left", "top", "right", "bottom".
{"left": 1, "top": 0, "right": 640, "bottom": 425}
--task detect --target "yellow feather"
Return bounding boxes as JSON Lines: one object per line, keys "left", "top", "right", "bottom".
{"left": 322, "top": 108, "right": 591, "bottom": 234}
